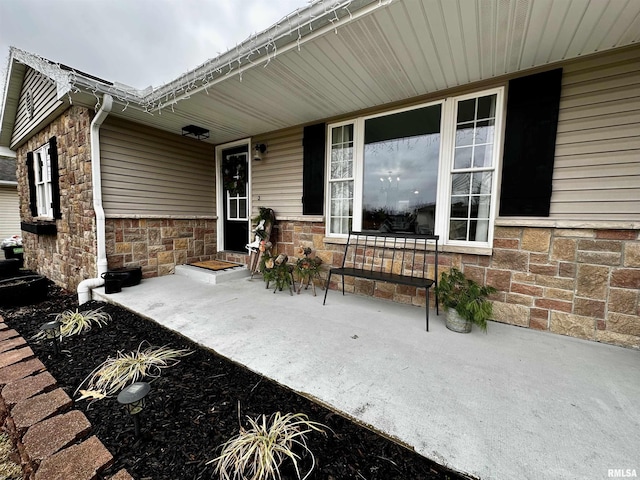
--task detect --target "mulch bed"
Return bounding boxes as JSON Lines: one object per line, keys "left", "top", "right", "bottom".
{"left": 0, "top": 277, "right": 473, "bottom": 480}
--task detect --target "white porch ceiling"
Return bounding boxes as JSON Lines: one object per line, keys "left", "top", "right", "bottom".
{"left": 105, "top": 0, "right": 640, "bottom": 144}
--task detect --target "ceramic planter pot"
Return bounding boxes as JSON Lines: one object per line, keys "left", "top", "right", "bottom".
{"left": 445, "top": 309, "right": 472, "bottom": 333}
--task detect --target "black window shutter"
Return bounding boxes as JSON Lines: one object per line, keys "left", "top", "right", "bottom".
{"left": 49, "top": 136, "right": 62, "bottom": 219}
{"left": 499, "top": 68, "right": 563, "bottom": 216}
{"left": 302, "top": 123, "right": 326, "bottom": 215}
{"left": 26, "top": 151, "right": 38, "bottom": 216}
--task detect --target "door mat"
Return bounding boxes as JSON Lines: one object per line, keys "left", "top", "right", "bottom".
{"left": 190, "top": 260, "right": 242, "bottom": 271}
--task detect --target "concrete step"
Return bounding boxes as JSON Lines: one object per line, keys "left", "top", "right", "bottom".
{"left": 174, "top": 264, "right": 250, "bottom": 285}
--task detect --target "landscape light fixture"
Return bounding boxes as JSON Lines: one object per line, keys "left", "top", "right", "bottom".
{"left": 39, "top": 320, "right": 61, "bottom": 355}
{"left": 253, "top": 143, "right": 267, "bottom": 161}
{"left": 181, "top": 124, "right": 210, "bottom": 140}
{"left": 117, "top": 381, "right": 151, "bottom": 438}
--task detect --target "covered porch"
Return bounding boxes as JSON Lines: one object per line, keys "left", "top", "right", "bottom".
{"left": 93, "top": 270, "right": 639, "bottom": 480}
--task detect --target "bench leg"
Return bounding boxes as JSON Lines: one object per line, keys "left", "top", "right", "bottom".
{"left": 425, "top": 288, "right": 430, "bottom": 332}
{"left": 322, "top": 271, "right": 333, "bottom": 305}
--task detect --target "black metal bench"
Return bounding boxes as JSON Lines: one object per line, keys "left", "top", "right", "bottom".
{"left": 323, "top": 231, "right": 439, "bottom": 331}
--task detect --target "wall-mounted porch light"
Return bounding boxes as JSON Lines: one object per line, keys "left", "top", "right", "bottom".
{"left": 117, "top": 381, "right": 151, "bottom": 438}
{"left": 39, "top": 320, "right": 61, "bottom": 355}
{"left": 182, "top": 124, "right": 210, "bottom": 140}
{"left": 253, "top": 143, "right": 267, "bottom": 161}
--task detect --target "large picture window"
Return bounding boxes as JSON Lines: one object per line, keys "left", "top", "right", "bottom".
{"left": 363, "top": 104, "right": 441, "bottom": 235}
{"left": 326, "top": 88, "right": 504, "bottom": 248}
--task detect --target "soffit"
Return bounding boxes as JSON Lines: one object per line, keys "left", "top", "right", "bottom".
{"left": 102, "top": 0, "right": 640, "bottom": 144}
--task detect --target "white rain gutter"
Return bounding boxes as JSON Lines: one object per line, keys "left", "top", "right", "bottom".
{"left": 78, "top": 94, "right": 113, "bottom": 304}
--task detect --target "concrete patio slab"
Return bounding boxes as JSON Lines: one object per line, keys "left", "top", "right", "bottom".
{"left": 94, "top": 273, "right": 640, "bottom": 480}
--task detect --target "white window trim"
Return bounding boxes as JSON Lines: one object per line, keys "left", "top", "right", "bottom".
{"left": 33, "top": 143, "right": 53, "bottom": 219}
{"left": 324, "top": 120, "right": 360, "bottom": 236}
{"left": 325, "top": 87, "right": 505, "bottom": 249}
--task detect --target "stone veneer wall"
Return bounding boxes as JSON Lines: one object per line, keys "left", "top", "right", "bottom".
{"left": 15, "top": 106, "right": 96, "bottom": 292}
{"left": 487, "top": 227, "right": 639, "bottom": 349}
{"left": 272, "top": 220, "right": 640, "bottom": 349}
{"left": 105, "top": 218, "right": 217, "bottom": 278}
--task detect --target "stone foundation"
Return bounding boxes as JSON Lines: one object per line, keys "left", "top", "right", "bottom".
{"left": 105, "top": 218, "right": 217, "bottom": 278}
{"left": 271, "top": 220, "right": 640, "bottom": 349}
{"left": 488, "top": 227, "right": 640, "bottom": 349}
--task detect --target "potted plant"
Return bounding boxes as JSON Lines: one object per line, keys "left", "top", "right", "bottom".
{"left": 436, "top": 268, "right": 496, "bottom": 333}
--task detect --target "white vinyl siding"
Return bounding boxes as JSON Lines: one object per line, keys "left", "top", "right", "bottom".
{"left": 251, "top": 127, "right": 303, "bottom": 218}
{"left": 553, "top": 47, "right": 640, "bottom": 221}
{"left": 12, "top": 68, "right": 63, "bottom": 147}
{"left": 100, "top": 117, "right": 215, "bottom": 216}
{"left": 0, "top": 186, "right": 20, "bottom": 240}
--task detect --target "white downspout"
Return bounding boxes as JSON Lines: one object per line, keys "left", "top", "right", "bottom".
{"left": 78, "top": 94, "right": 113, "bottom": 304}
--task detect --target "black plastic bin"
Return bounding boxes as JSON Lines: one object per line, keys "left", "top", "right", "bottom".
{"left": 3, "top": 246, "right": 24, "bottom": 268}
{"left": 105, "top": 266, "right": 142, "bottom": 287}
{"left": 101, "top": 272, "right": 128, "bottom": 294}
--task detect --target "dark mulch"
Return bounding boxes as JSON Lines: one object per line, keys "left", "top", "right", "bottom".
{"left": 0, "top": 276, "right": 472, "bottom": 480}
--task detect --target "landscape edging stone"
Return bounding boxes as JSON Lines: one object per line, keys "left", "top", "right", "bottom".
{"left": 0, "top": 318, "right": 133, "bottom": 480}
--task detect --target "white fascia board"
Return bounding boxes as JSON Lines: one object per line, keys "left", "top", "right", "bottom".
{"left": 0, "top": 55, "right": 24, "bottom": 148}
{"left": 0, "top": 146, "right": 16, "bottom": 158}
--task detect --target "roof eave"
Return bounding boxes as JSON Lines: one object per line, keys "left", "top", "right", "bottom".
{"left": 0, "top": 53, "right": 26, "bottom": 148}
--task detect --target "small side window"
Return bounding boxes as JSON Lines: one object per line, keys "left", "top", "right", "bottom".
{"left": 26, "top": 137, "right": 60, "bottom": 219}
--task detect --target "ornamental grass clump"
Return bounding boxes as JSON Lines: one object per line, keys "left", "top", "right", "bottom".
{"left": 32, "top": 308, "right": 111, "bottom": 341}
{"left": 210, "top": 411, "right": 327, "bottom": 480}
{"left": 0, "top": 433, "right": 22, "bottom": 479}
{"left": 75, "top": 342, "right": 190, "bottom": 402}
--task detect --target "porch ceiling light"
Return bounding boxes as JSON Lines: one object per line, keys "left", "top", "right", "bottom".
{"left": 253, "top": 143, "right": 267, "bottom": 161}
{"left": 39, "top": 320, "right": 61, "bottom": 355}
{"left": 181, "top": 124, "right": 210, "bottom": 140}
{"left": 117, "top": 381, "right": 151, "bottom": 438}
